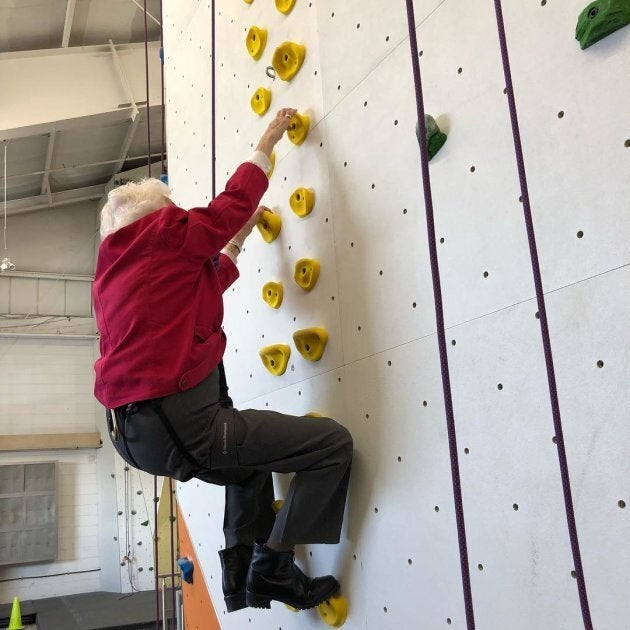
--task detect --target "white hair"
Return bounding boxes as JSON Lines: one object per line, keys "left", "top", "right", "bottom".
{"left": 100, "top": 178, "right": 172, "bottom": 239}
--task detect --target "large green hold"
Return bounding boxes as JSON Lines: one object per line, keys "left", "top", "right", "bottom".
{"left": 576, "top": 0, "right": 630, "bottom": 49}
{"left": 416, "top": 115, "right": 448, "bottom": 161}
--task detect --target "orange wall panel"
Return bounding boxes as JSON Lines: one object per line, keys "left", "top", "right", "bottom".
{"left": 178, "top": 505, "right": 221, "bottom": 630}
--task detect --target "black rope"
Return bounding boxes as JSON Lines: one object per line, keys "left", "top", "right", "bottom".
{"left": 491, "top": 2, "right": 592, "bottom": 627}
{"left": 151, "top": 400, "right": 203, "bottom": 469}
{"left": 211, "top": 0, "right": 216, "bottom": 199}
{"left": 404, "top": 1, "right": 476, "bottom": 627}
{"left": 169, "top": 477, "right": 176, "bottom": 630}
{"left": 153, "top": 474, "right": 160, "bottom": 630}
{"left": 143, "top": 0, "right": 152, "bottom": 177}
{"left": 159, "top": 0, "right": 166, "bottom": 177}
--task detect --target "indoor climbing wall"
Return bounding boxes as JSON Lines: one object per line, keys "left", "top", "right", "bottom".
{"left": 163, "top": 0, "right": 629, "bottom": 628}
{"left": 112, "top": 462, "right": 161, "bottom": 592}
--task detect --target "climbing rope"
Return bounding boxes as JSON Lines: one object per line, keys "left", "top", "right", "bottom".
{"left": 211, "top": 0, "right": 217, "bottom": 198}
{"left": 490, "top": 2, "right": 592, "bottom": 628}
{"left": 142, "top": 1, "right": 178, "bottom": 625}
{"left": 153, "top": 475, "right": 160, "bottom": 630}
{"left": 403, "top": 2, "right": 475, "bottom": 628}
{"left": 159, "top": 0, "right": 166, "bottom": 177}
{"left": 143, "top": 0, "right": 152, "bottom": 178}
{"left": 169, "top": 478, "right": 177, "bottom": 629}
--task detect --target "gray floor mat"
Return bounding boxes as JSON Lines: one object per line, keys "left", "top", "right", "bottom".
{"left": 3, "top": 590, "right": 174, "bottom": 630}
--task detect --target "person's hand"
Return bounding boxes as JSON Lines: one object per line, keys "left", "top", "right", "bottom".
{"left": 256, "top": 108, "right": 297, "bottom": 156}
{"left": 231, "top": 205, "right": 267, "bottom": 249}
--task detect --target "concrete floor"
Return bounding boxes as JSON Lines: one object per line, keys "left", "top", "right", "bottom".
{"left": 0, "top": 590, "right": 175, "bottom": 630}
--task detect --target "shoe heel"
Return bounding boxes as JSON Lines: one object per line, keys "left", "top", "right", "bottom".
{"left": 225, "top": 593, "right": 247, "bottom": 612}
{"left": 246, "top": 591, "right": 272, "bottom": 609}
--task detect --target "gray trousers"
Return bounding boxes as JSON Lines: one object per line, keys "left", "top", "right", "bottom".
{"left": 108, "top": 369, "right": 353, "bottom": 547}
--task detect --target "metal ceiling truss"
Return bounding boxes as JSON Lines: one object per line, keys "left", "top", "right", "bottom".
{"left": 1, "top": 40, "right": 163, "bottom": 214}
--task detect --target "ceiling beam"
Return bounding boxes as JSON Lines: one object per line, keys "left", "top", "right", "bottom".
{"left": 5, "top": 184, "right": 107, "bottom": 217}
{"left": 2, "top": 150, "right": 163, "bottom": 184}
{"left": 40, "top": 130, "right": 57, "bottom": 204}
{"left": 1, "top": 270, "right": 93, "bottom": 282}
{"left": 0, "top": 42, "right": 161, "bottom": 139}
{"left": 112, "top": 117, "right": 142, "bottom": 175}
{"left": 0, "top": 108, "right": 136, "bottom": 142}
{"left": 61, "top": 0, "right": 77, "bottom": 48}
{"left": 109, "top": 40, "right": 139, "bottom": 121}
{"left": 130, "top": 0, "right": 161, "bottom": 26}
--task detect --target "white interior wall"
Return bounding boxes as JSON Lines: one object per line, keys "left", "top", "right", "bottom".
{"left": 4, "top": 202, "right": 99, "bottom": 275}
{"left": 0, "top": 200, "right": 120, "bottom": 602}
{"left": 0, "top": 338, "right": 103, "bottom": 601}
{"left": 165, "top": 1, "right": 629, "bottom": 628}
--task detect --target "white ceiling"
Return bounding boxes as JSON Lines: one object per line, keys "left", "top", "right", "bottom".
{"left": 1, "top": 0, "right": 164, "bottom": 214}
{"left": 0, "top": 0, "right": 161, "bottom": 53}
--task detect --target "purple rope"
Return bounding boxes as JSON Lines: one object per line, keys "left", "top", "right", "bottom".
{"left": 211, "top": 0, "right": 216, "bottom": 199}
{"left": 159, "top": 0, "right": 166, "bottom": 176}
{"left": 169, "top": 478, "right": 176, "bottom": 629}
{"left": 404, "top": 2, "right": 475, "bottom": 628}
{"left": 143, "top": 0, "right": 152, "bottom": 177}
{"left": 154, "top": 475, "right": 160, "bottom": 629}
{"left": 491, "top": 2, "right": 592, "bottom": 628}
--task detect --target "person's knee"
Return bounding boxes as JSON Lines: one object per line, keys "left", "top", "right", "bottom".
{"left": 330, "top": 421, "right": 353, "bottom": 456}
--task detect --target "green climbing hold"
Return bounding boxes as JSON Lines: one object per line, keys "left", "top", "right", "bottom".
{"left": 141, "top": 520, "right": 149, "bottom": 527}
{"left": 416, "top": 115, "right": 447, "bottom": 161}
{"left": 576, "top": 0, "right": 630, "bottom": 49}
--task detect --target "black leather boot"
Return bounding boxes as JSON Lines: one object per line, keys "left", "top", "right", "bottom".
{"left": 218, "top": 544, "right": 253, "bottom": 612}
{"left": 246, "top": 543, "right": 340, "bottom": 610}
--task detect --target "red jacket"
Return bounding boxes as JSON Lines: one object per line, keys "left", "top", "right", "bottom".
{"left": 93, "top": 162, "right": 268, "bottom": 408}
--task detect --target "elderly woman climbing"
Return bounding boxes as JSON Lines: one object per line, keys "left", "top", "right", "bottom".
{"left": 93, "top": 108, "right": 353, "bottom": 613}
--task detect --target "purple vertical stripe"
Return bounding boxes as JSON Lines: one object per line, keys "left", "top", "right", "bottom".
{"left": 143, "top": 0, "right": 152, "bottom": 177}
{"left": 211, "top": 0, "right": 216, "bottom": 199}
{"left": 491, "top": 2, "right": 592, "bottom": 627}
{"left": 154, "top": 475, "right": 160, "bottom": 629}
{"left": 169, "top": 478, "right": 176, "bottom": 629}
{"left": 404, "top": 1, "right": 476, "bottom": 628}
{"left": 159, "top": 0, "right": 166, "bottom": 176}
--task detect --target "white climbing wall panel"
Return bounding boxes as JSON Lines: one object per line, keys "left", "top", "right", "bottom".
{"left": 164, "top": 0, "right": 630, "bottom": 628}
{"left": 112, "top": 463, "right": 161, "bottom": 592}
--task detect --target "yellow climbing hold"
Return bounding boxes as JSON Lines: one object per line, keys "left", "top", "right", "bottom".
{"left": 259, "top": 344, "right": 291, "bottom": 376}
{"left": 251, "top": 87, "right": 272, "bottom": 116}
{"left": 293, "top": 327, "right": 329, "bottom": 362}
{"left": 318, "top": 594, "right": 349, "bottom": 627}
{"left": 243, "top": 0, "right": 253, "bottom": 4}
{"left": 287, "top": 112, "right": 310, "bottom": 145}
{"left": 246, "top": 26, "right": 267, "bottom": 60}
{"left": 262, "top": 281, "right": 283, "bottom": 309}
{"left": 272, "top": 499, "right": 284, "bottom": 513}
{"left": 294, "top": 258, "right": 320, "bottom": 291}
{"left": 272, "top": 42, "right": 306, "bottom": 81}
{"left": 305, "top": 412, "right": 323, "bottom": 417}
{"left": 257, "top": 209, "right": 282, "bottom": 243}
{"left": 275, "top": 0, "right": 296, "bottom": 14}
{"left": 290, "top": 187, "right": 315, "bottom": 217}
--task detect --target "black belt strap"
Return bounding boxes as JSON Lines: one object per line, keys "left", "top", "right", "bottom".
{"left": 217, "top": 360, "right": 233, "bottom": 408}
{"left": 108, "top": 407, "right": 142, "bottom": 470}
{"left": 150, "top": 400, "right": 203, "bottom": 469}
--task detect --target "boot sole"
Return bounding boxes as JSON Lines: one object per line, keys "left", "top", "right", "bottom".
{"left": 225, "top": 592, "right": 247, "bottom": 612}
{"left": 246, "top": 583, "right": 340, "bottom": 611}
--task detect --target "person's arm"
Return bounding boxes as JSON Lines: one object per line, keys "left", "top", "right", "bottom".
{"left": 214, "top": 205, "right": 266, "bottom": 292}
{"left": 184, "top": 108, "right": 297, "bottom": 260}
